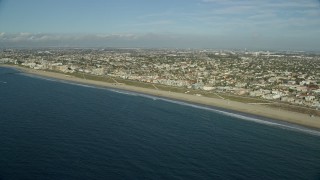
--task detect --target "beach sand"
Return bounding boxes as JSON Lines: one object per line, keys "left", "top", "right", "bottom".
{"left": 2, "top": 64, "right": 320, "bottom": 129}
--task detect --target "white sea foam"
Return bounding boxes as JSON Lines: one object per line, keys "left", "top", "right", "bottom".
{"left": 22, "top": 73, "right": 100, "bottom": 89}
{"left": 21, "top": 72, "right": 320, "bottom": 136}
{"left": 22, "top": 73, "right": 56, "bottom": 82}
{"left": 66, "top": 82, "right": 95, "bottom": 89}
{"left": 134, "top": 93, "right": 320, "bottom": 137}
{"left": 84, "top": 87, "right": 320, "bottom": 136}
{"left": 108, "top": 89, "right": 139, "bottom": 96}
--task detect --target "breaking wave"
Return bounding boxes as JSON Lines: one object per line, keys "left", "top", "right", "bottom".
{"left": 20, "top": 72, "right": 320, "bottom": 136}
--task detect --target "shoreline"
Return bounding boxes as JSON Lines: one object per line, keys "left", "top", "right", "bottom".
{"left": 2, "top": 64, "right": 320, "bottom": 130}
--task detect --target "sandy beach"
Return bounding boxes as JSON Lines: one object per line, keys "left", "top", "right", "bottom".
{"left": 2, "top": 64, "right": 320, "bottom": 130}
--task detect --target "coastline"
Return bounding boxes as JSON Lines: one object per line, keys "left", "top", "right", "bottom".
{"left": 2, "top": 64, "right": 320, "bottom": 130}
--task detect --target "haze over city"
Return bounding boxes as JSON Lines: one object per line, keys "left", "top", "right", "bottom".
{"left": 0, "top": 0, "right": 320, "bottom": 50}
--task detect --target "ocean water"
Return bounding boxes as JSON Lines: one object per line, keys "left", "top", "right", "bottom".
{"left": 0, "top": 67, "right": 320, "bottom": 180}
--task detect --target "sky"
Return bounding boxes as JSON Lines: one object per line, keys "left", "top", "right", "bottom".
{"left": 0, "top": 0, "right": 320, "bottom": 50}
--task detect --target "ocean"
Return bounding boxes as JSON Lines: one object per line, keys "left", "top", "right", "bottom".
{"left": 0, "top": 67, "right": 320, "bottom": 180}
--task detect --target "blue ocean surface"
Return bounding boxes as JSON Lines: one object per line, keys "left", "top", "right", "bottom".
{"left": 0, "top": 67, "right": 320, "bottom": 180}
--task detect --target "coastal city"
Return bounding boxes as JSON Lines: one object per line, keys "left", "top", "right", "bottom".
{"left": 1, "top": 48, "right": 320, "bottom": 111}
{"left": 2, "top": 0, "right": 320, "bottom": 178}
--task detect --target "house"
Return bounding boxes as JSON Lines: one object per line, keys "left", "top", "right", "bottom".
{"left": 305, "top": 96, "right": 316, "bottom": 102}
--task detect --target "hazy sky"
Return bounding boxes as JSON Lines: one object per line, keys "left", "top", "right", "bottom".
{"left": 0, "top": 0, "right": 320, "bottom": 50}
